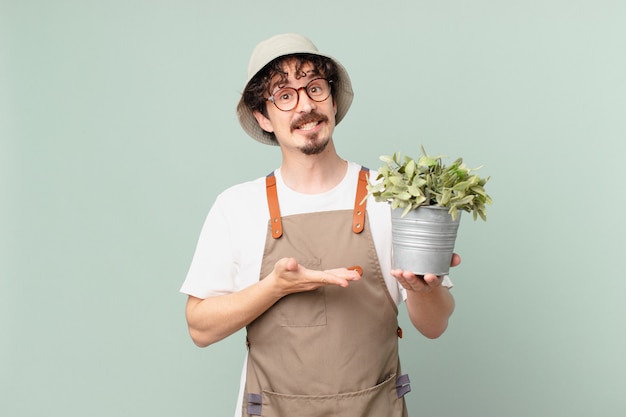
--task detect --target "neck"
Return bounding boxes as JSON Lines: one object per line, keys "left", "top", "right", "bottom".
{"left": 279, "top": 141, "right": 348, "bottom": 194}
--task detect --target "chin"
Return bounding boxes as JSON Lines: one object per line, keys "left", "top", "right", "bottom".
{"left": 299, "top": 136, "right": 330, "bottom": 155}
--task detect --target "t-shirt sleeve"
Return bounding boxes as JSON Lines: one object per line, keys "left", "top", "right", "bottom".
{"left": 180, "top": 197, "right": 238, "bottom": 299}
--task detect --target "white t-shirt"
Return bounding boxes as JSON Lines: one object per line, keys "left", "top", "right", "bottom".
{"left": 180, "top": 162, "right": 405, "bottom": 303}
{"left": 180, "top": 161, "right": 451, "bottom": 416}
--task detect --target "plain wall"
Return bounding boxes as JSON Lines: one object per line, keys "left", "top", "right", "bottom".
{"left": 2, "top": 0, "right": 625, "bottom": 416}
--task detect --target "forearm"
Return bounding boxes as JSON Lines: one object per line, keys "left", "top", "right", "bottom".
{"left": 185, "top": 277, "right": 283, "bottom": 347}
{"left": 185, "top": 258, "right": 361, "bottom": 347}
{"left": 405, "top": 286, "right": 455, "bottom": 339}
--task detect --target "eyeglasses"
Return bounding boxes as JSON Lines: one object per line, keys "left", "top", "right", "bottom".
{"left": 267, "top": 78, "right": 332, "bottom": 111}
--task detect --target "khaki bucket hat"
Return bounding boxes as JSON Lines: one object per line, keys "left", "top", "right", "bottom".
{"left": 236, "top": 33, "right": 354, "bottom": 145}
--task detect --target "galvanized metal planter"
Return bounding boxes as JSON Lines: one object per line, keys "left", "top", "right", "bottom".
{"left": 391, "top": 206, "right": 461, "bottom": 275}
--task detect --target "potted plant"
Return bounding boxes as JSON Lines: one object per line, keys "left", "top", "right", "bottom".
{"left": 366, "top": 145, "right": 492, "bottom": 275}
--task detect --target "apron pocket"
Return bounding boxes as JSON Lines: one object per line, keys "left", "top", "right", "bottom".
{"left": 258, "top": 373, "right": 403, "bottom": 417}
{"left": 277, "top": 259, "right": 327, "bottom": 327}
{"left": 276, "top": 288, "right": 326, "bottom": 327}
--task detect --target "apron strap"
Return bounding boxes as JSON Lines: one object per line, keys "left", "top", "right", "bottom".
{"left": 266, "top": 166, "right": 369, "bottom": 239}
{"left": 266, "top": 172, "right": 283, "bottom": 239}
{"left": 352, "top": 167, "right": 369, "bottom": 234}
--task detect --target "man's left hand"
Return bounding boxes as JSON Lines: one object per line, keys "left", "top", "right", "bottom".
{"left": 391, "top": 253, "right": 461, "bottom": 293}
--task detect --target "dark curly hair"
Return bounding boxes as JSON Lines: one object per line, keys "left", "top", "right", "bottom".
{"left": 242, "top": 53, "right": 340, "bottom": 119}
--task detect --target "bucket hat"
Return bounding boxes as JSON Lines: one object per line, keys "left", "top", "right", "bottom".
{"left": 236, "top": 33, "right": 354, "bottom": 145}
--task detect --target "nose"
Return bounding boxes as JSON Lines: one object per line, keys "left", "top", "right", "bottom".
{"left": 295, "top": 87, "right": 315, "bottom": 113}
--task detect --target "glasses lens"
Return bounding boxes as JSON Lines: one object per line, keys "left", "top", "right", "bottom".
{"left": 306, "top": 79, "right": 331, "bottom": 102}
{"left": 270, "top": 79, "right": 331, "bottom": 111}
{"left": 272, "top": 87, "right": 297, "bottom": 111}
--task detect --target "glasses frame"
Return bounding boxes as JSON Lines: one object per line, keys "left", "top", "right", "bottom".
{"left": 266, "top": 78, "right": 333, "bottom": 112}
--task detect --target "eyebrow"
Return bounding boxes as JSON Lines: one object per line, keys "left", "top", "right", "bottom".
{"left": 269, "top": 69, "right": 317, "bottom": 92}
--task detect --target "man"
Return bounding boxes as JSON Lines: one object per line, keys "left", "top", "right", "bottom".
{"left": 181, "top": 33, "right": 459, "bottom": 417}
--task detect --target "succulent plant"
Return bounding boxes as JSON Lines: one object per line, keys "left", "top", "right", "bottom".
{"left": 366, "top": 145, "right": 492, "bottom": 221}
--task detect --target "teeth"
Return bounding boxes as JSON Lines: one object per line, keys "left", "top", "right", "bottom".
{"left": 298, "top": 121, "right": 318, "bottom": 130}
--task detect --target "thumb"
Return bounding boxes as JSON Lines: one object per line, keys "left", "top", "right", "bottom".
{"left": 277, "top": 257, "right": 299, "bottom": 272}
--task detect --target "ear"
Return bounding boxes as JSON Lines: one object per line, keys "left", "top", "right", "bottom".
{"left": 253, "top": 110, "right": 274, "bottom": 133}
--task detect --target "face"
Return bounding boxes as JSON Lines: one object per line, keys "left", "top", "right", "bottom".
{"left": 253, "top": 60, "right": 337, "bottom": 155}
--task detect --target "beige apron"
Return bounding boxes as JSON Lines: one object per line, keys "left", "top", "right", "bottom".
{"left": 244, "top": 168, "right": 410, "bottom": 417}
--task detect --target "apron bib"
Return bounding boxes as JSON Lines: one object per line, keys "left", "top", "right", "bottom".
{"left": 244, "top": 168, "right": 410, "bottom": 417}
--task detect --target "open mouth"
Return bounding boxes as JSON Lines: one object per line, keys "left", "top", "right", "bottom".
{"left": 291, "top": 113, "right": 328, "bottom": 133}
{"left": 296, "top": 121, "right": 321, "bottom": 131}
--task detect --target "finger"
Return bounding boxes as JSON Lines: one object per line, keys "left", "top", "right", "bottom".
{"left": 318, "top": 268, "right": 361, "bottom": 288}
{"left": 392, "top": 269, "right": 442, "bottom": 292}
{"left": 399, "top": 274, "right": 427, "bottom": 291}
{"left": 318, "top": 272, "right": 348, "bottom": 287}
{"left": 275, "top": 257, "right": 298, "bottom": 274}
{"left": 324, "top": 267, "right": 362, "bottom": 282}
{"left": 422, "top": 273, "right": 443, "bottom": 287}
{"left": 285, "top": 257, "right": 300, "bottom": 272}
{"left": 450, "top": 253, "right": 461, "bottom": 267}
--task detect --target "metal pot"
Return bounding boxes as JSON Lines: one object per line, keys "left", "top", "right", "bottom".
{"left": 391, "top": 206, "right": 461, "bottom": 275}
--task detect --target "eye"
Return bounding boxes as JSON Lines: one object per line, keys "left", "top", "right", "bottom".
{"left": 307, "top": 80, "right": 326, "bottom": 96}
{"left": 275, "top": 89, "right": 294, "bottom": 103}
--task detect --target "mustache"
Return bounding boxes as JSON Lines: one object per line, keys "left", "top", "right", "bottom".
{"left": 290, "top": 112, "right": 329, "bottom": 131}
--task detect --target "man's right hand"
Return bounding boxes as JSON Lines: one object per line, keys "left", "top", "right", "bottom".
{"left": 269, "top": 257, "right": 362, "bottom": 297}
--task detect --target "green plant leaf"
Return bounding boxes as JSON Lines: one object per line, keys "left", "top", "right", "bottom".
{"left": 395, "top": 191, "right": 412, "bottom": 201}
{"left": 405, "top": 159, "right": 416, "bottom": 179}
{"left": 451, "top": 180, "right": 471, "bottom": 192}
{"left": 470, "top": 185, "right": 487, "bottom": 197}
{"left": 367, "top": 145, "right": 492, "bottom": 221}
{"left": 449, "top": 206, "right": 459, "bottom": 221}
{"left": 451, "top": 195, "right": 475, "bottom": 206}
{"left": 440, "top": 189, "right": 451, "bottom": 206}
{"left": 407, "top": 184, "right": 423, "bottom": 197}
{"left": 380, "top": 154, "right": 395, "bottom": 164}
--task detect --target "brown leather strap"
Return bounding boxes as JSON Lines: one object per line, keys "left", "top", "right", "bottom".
{"left": 352, "top": 167, "right": 369, "bottom": 234}
{"left": 266, "top": 173, "right": 283, "bottom": 239}
{"left": 267, "top": 167, "right": 368, "bottom": 238}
